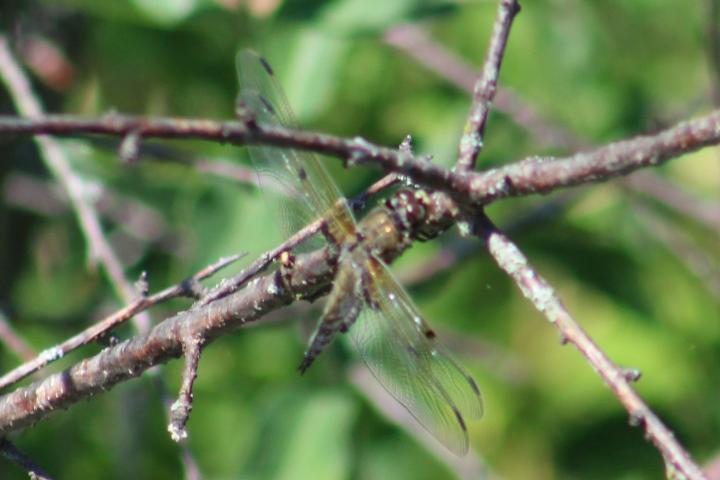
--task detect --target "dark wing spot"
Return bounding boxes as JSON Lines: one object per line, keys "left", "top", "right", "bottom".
{"left": 259, "top": 56, "right": 274, "bottom": 76}
{"left": 453, "top": 406, "right": 468, "bottom": 432}
{"left": 425, "top": 328, "right": 436, "bottom": 339}
{"left": 259, "top": 94, "right": 276, "bottom": 116}
{"left": 298, "top": 167, "right": 307, "bottom": 180}
{"left": 468, "top": 376, "right": 481, "bottom": 396}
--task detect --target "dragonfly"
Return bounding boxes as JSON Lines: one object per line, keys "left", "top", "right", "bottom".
{"left": 237, "top": 49, "right": 483, "bottom": 455}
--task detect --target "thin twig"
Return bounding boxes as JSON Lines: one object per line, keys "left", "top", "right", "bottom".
{"left": 473, "top": 213, "right": 707, "bottom": 480}
{"left": 455, "top": 0, "right": 521, "bottom": 172}
{"left": 0, "top": 253, "right": 244, "bottom": 390}
{"left": 0, "top": 311, "right": 36, "bottom": 362}
{"left": 0, "top": 36, "right": 151, "bottom": 333}
{"left": 0, "top": 438, "right": 54, "bottom": 480}
{"left": 153, "top": 377, "right": 204, "bottom": 480}
{"left": 168, "top": 337, "right": 203, "bottom": 442}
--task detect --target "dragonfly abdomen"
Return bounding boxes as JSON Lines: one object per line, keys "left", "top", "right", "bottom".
{"left": 298, "top": 248, "right": 363, "bottom": 373}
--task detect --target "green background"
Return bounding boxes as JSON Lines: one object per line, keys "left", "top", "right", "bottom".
{"left": 0, "top": 1, "right": 718, "bottom": 479}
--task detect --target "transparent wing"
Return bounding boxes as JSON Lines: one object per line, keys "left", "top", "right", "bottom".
{"left": 349, "top": 252, "right": 483, "bottom": 455}
{"left": 236, "top": 49, "right": 355, "bottom": 242}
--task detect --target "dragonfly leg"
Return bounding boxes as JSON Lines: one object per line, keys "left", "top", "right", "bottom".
{"left": 298, "top": 255, "right": 363, "bottom": 373}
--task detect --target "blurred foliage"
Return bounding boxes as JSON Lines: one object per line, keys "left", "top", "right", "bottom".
{"left": 0, "top": 0, "right": 719, "bottom": 479}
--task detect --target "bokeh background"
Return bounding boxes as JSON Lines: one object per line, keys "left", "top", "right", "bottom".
{"left": 0, "top": 1, "right": 719, "bottom": 479}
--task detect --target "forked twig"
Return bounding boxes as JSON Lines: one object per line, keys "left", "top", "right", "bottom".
{"left": 0, "top": 253, "right": 244, "bottom": 390}
{"left": 168, "top": 337, "right": 204, "bottom": 442}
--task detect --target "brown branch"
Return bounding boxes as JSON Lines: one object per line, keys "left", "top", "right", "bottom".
{"left": 0, "top": 184, "right": 459, "bottom": 436}
{"left": 455, "top": 0, "right": 521, "bottom": 171}
{"left": 461, "top": 110, "right": 720, "bottom": 205}
{"left": 1, "top": 109, "right": 719, "bottom": 212}
{"left": 168, "top": 338, "right": 203, "bottom": 442}
{"left": 153, "top": 377, "right": 203, "bottom": 480}
{"left": 0, "top": 438, "right": 54, "bottom": 480}
{"left": 0, "top": 253, "right": 243, "bottom": 390}
{"left": 473, "top": 213, "right": 707, "bottom": 480}
{"left": 0, "top": 248, "right": 324, "bottom": 436}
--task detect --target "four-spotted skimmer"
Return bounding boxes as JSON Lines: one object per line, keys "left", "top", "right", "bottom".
{"left": 237, "top": 49, "right": 483, "bottom": 455}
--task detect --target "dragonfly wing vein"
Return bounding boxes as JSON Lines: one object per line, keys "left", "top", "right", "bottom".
{"left": 237, "top": 50, "right": 352, "bottom": 242}
{"left": 349, "top": 252, "right": 483, "bottom": 455}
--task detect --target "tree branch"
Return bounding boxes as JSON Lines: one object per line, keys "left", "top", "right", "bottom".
{"left": 473, "top": 213, "right": 707, "bottom": 480}
{"left": 461, "top": 110, "right": 720, "bottom": 205}
{"left": 455, "top": 0, "right": 521, "bottom": 171}
{"left": 1, "top": 109, "right": 718, "bottom": 212}
{"left": 0, "top": 186, "right": 458, "bottom": 436}
{"left": 0, "top": 254, "right": 243, "bottom": 390}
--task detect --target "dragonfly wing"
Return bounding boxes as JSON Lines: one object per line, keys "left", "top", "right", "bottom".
{"left": 379, "top": 261, "right": 484, "bottom": 422}
{"left": 348, "top": 252, "right": 483, "bottom": 455}
{"left": 236, "top": 49, "right": 354, "bottom": 242}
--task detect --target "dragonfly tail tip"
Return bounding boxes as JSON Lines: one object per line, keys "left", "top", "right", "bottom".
{"left": 297, "top": 357, "right": 314, "bottom": 375}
